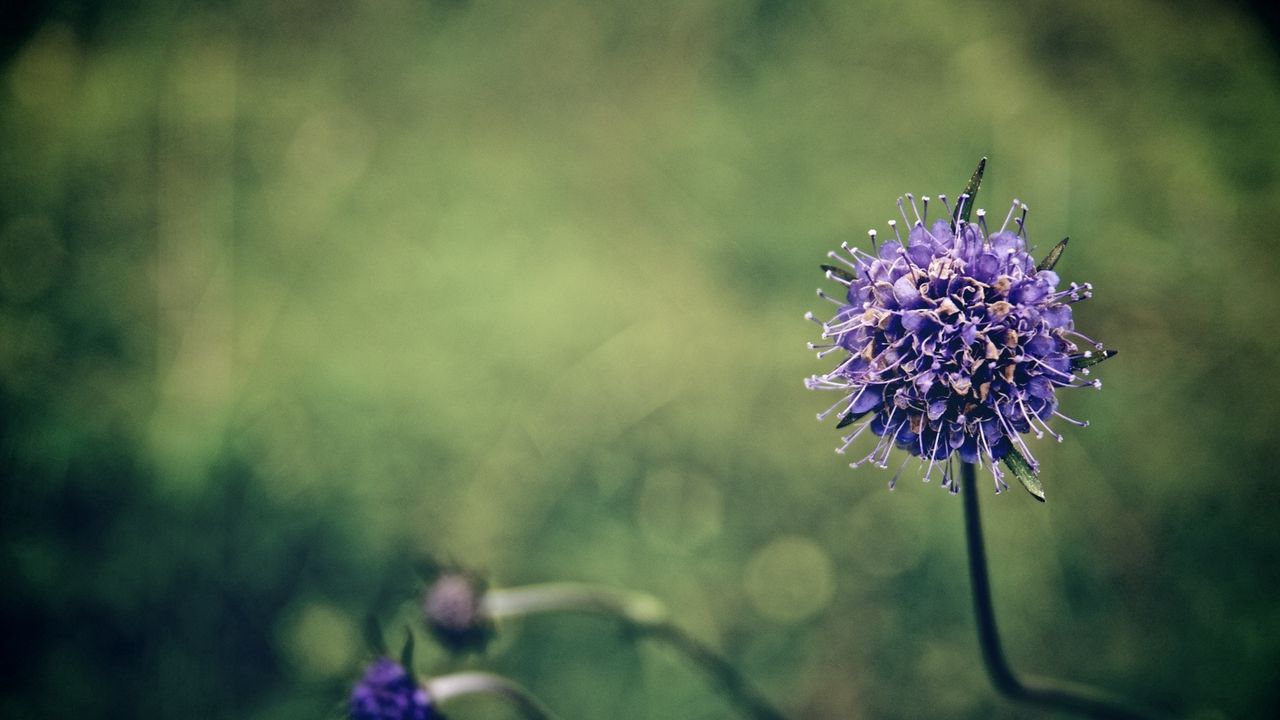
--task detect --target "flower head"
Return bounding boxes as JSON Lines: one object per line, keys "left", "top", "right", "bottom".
{"left": 423, "top": 570, "right": 494, "bottom": 653}
{"left": 806, "top": 160, "right": 1111, "bottom": 499}
{"left": 349, "top": 657, "right": 439, "bottom": 720}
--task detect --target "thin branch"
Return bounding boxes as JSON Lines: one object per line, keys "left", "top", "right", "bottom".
{"left": 483, "top": 583, "right": 788, "bottom": 720}
{"left": 426, "top": 672, "right": 561, "bottom": 720}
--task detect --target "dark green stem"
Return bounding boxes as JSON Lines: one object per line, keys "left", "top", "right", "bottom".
{"left": 961, "top": 462, "right": 1163, "bottom": 719}
{"left": 482, "top": 583, "right": 787, "bottom": 720}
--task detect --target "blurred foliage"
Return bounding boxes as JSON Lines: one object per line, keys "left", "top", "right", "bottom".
{"left": 2, "top": 0, "right": 1279, "bottom": 718}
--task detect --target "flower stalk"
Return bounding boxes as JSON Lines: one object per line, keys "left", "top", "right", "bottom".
{"left": 482, "top": 583, "right": 788, "bottom": 720}
{"left": 960, "top": 462, "right": 1162, "bottom": 719}
{"left": 426, "top": 672, "right": 562, "bottom": 720}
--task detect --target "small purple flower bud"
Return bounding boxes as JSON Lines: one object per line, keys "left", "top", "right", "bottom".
{"left": 349, "top": 658, "right": 439, "bottom": 720}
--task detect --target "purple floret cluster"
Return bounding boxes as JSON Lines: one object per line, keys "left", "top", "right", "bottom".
{"left": 806, "top": 195, "right": 1105, "bottom": 495}
{"left": 350, "top": 657, "right": 439, "bottom": 720}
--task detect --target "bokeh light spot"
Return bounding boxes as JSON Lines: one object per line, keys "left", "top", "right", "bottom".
{"left": 636, "top": 466, "right": 723, "bottom": 551}
{"left": 844, "top": 490, "right": 930, "bottom": 578}
{"left": 0, "top": 216, "right": 64, "bottom": 302}
{"left": 279, "top": 601, "right": 359, "bottom": 681}
{"left": 8, "top": 24, "right": 78, "bottom": 113}
{"left": 744, "top": 536, "right": 835, "bottom": 623}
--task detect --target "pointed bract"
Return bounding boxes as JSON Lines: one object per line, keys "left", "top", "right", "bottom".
{"left": 364, "top": 615, "right": 389, "bottom": 656}
{"left": 836, "top": 408, "right": 871, "bottom": 429}
{"left": 1037, "top": 237, "right": 1069, "bottom": 272}
{"left": 1071, "top": 349, "right": 1117, "bottom": 369}
{"left": 821, "top": 264, "right": 856, "bottom": 283}
{"left": 953, "top": 157, "right": 986, "bottom": 226}
{"left": 400, "top": 628, "right": 415, "bottom": 671}
{"left": 1004, "top": 448, "right": 1045, "bottom": 502}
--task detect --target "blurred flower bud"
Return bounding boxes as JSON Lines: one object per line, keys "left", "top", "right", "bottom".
{"left": 422, "top": 571, "right": 494, "bottom": 653}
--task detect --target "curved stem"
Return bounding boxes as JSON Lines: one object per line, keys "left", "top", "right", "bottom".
{"left": 482, "top": 583, "right": 788, "bottom": 720}
{"left": 426, "top": 672, "right": 562, "bottom": 720}
{"left": 961, "top": 462, "right": 1163, "bottom": 719}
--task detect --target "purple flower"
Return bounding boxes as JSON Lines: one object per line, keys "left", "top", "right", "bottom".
{"left": 349, "top": 657, "right": 439, "bottom": 720}
{"left": 806, "top": 179, "right": 1111, "bottom": 499}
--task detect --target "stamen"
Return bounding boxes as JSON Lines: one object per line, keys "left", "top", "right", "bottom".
{"left": 999, "top": 198, "right": 1020, "bottom": 233}
{"left": 977, "top": 427, "right": 996, "bottom": 466}
{"left": 826, "top": 250, "right": 859, "bottom": 270}
{"left": 825, "top": 270, "right": 853, "bottom": 286}
{"left": 824, "top": 319, "right": 861, "bottom": 337}
{"left": 1030, "top": 413, "right": 1063, "bottom": 442}
{"left": 844, "top": 243, "right": 880, "bottom": 264}
{"left": 817, "top": 288, "right": 843, "bottom": 305}
{"left": 806, "top": 374, "right": 851, "bottom": 391}
{"left": 1021, "top": 356, "right": 1076, "bottom": 382}
{"left": 824, "top": 316, "right": 863, "bottom": 335}
{"left": 838, "top": 417, "right": 875, "bottom": 453}
{"left": 888, "top": 455, "right": 912, "bottom": 490}
{"left": 923, "top": 432, "right": 944, "bottom": 481}
{"left": 990, "top": 462, "right": 1008, "bottom": 493}
{"left": 897, "top": 197, "right": 912, "bottom": 227}
{"left": 816, "top": 393, "right": 851, "bottom": 421}
{"left": 1063, "top": 328, "right": 1105, "bottom": 349}
{"left": 1016, "top": 399, "right": 1044, "bottom": 439}
{"left": 1053, "top": 410, "right": 1090, "bottom": 427}
{"left": 995, "top": 411, "right": 1037, "bottom": 460}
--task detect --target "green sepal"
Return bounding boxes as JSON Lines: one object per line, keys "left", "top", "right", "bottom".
{"left": 953, "top": 156, "right": 987, "bottom": 226}
{"left": 363, "top": 614, "right": 388, "bottom": 656}
{"left": 1071, "top": 349, "right": 1117, "bottom": 369}
{"left": 400, "top": 627, "right": 415, "bottom": 670}
{"left": 1037, "top": 237, "right": 1069, "bottom": 272}
{"left": 821, "top": 264, "right": 856, "bottom": 283}
{"left": 1003, "top": 448, "right": 1045, "bottom": 502}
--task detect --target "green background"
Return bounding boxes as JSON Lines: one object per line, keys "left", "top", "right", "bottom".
{"left": 2, "top": 1, "right": 1278, "bottom": 718}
